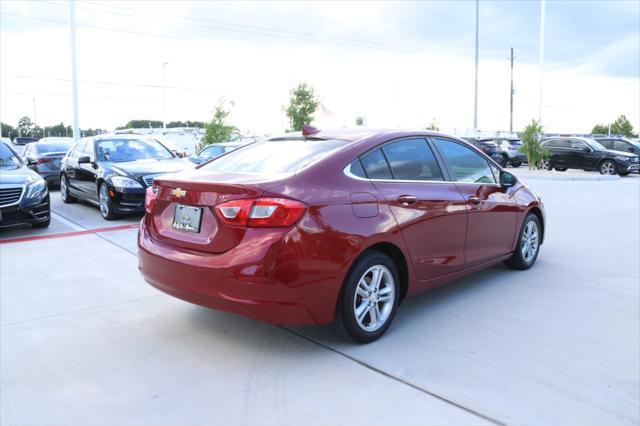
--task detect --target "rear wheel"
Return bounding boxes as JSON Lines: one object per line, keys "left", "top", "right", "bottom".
{"left": 505, "top": 214, "right": 541, "bottom": 270}
{"left": 60, "top": 174, "right": 77, "bottom": 203}
{"left": 336, "top": 251, "right": 399, "bottom": 343}
{"left": 539, "top": 159, "right": 552, "bottom": 170}
{"left": 599, "top": 160, "right": 617, "bottom": 175}
{"left": 99, "top": 183, "right": 118, "bottom": 220}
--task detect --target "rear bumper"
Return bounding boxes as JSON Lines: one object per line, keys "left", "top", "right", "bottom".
{"left": 137, "top": 221, "right": 335, "bottom": 325}
{"left": 508, "top": 153, "right": 527, "bottom": 163}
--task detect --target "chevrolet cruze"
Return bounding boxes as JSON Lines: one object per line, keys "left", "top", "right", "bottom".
{"left": 138, "top": 128, "right": 545, "bottom": 342}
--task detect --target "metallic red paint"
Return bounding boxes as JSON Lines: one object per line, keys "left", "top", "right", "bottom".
{"left": 138, "top": 129, "right": 545, "bottom": 325}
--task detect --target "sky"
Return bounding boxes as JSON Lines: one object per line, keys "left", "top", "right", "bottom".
{"left": 0, "top": 0, "right": 639, "bottom": 136}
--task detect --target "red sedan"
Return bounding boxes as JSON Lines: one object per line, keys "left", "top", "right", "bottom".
{"left": 138, "top": 128, "right": 544, "bottom": 342}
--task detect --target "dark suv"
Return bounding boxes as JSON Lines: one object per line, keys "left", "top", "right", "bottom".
{"left": 593, "top": 137, "right": 640, "bottom": 156}
{"left": 541, "top": 137, "right": 639, "bottom": 176}
{"left": 462, "top": 138, "right": 506, "bottom": 166}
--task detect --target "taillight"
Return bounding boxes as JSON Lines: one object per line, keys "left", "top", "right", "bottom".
{"left": 215, "top": 198, "right": 306, "bottom": 228}
{"left": 37, "top": 158, "right": 53, "bottom": 164}
{"left": 145, "top": 186, "right": 157, "bottom": 214}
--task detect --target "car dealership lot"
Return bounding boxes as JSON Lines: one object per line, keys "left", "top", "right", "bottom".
{"left": 1, "top": 177, "right": 639, "bottom": 426}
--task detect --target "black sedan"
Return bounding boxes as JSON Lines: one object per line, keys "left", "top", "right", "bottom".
{"left": 60, "top": 135, "right": 194, "bottom": 220}
{"left": 22, "top": 140, "right": 74, "bottom": 186}
{"left": 541, "top": 137, "right": 640, "bottom": 176}
{"left": 0, "top": 140, "right": 50, "bottom": 229}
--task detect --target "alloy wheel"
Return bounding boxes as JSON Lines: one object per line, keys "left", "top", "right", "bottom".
{"left": 539, "top": 159, "right": 551, "bottom": 170}
{"left": 99, "top": 184, "right": 109, "bottom": 217}
{"left": 521, "top": 221, "right": 539, "bottom": 264}
{"left": 600, "top": 162, "right": 615, "bottom": 175}
{"left": 61, "top": 176, "right": 68, "bottom": 201}
{"left": 353, "top": 265, "right": 395, "bottom": 332}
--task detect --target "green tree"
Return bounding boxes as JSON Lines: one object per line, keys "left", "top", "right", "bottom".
{"left": 519, "top": 119, "right": 548, "bottom": 170}
{"left": 591, "top": 123, "right": 608, "bottom": 135}
{"left": 201, "top": 100, "right": 237, "bottom": 146}
{"left": 610, "top": 115, "right": 635, "bottom": 137}
{"left": 1, "top": 122, "right": 16, "bottom": 138}
{"left": 18, "top": 116, "right": 33, "bottom": 136}
{"left": 285, "top": 82, "right": 320, "bottom": 132}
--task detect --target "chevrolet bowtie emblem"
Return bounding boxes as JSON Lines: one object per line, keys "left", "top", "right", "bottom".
{"left": 171, "top": 188, "right": 187, "bottom": 198}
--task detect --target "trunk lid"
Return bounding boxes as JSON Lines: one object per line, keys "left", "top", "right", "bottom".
{"left": 149, "top": 171, "right": 291, "bottom": 253}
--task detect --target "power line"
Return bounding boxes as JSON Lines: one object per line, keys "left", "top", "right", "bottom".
{"left": 1, "top": 74, "right": 232, "bottom": 92}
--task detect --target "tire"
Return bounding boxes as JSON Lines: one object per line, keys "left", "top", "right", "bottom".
{"left": 505, "top": 214, "right": 541, "bottom": 270}
{"left": 539, "top": 159, "right": 552, "bottom": 170}
{"left": 599, "top": 160, "right": 617, "bottom": 175}
{"left": 60, "top": 174, "right": 77, "bottom": 203}
{"left": 511, "top": 162, "right": 521, "bottom": 168}
{"left": 98, "top": 182, "right": 118, "bottom": 220}
{"left": 336, "top": 251, "right": 400, "bottom": 343}
{"left": 554, "top": 167, "right": 567, "bottom": 172}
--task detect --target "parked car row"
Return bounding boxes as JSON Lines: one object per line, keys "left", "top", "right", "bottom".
{"left": 540, "top": 136, "right": 640, "bottom": 176}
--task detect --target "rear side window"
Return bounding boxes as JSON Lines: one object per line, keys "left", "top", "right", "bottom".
{"left": 433, "top": 138, "right": 496, "bottom": 184}
{"left": 201, "top": 139, "right": 347, "bottom": 175}
{"left": 598, "top": 139, "right": 613, "bottom": 149}
{"left": 360, "top": 149, "right": 393, "bottom": 179}
{"left": 381, "top": 138, "right": 443, "bottom": 181}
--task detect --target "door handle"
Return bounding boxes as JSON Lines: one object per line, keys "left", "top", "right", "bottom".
{"left": 468, "top": 196, "right": 481, "bottom": 205}
{"left": 397, "top": 195, "right": 418, "bottom": 206}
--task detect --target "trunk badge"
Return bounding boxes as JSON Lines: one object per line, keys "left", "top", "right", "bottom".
{"left": 171, "top": 188, "right": 187, "bottom": 198}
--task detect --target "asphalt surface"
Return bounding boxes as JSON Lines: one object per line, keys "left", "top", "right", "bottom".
{"left": 1, "top": 175, "right": 639, "bottom": 426}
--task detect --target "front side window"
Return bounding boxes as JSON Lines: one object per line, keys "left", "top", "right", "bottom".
{"left": 96, "top": 138, "right": 174, "bottom": 162}
{"left": 381, "top": 138, "right": 443, "bottom": 181}
{"left": 569, "top": 140, "right": 589, "bottom": 150}
{"left": 433, "top": 138, "right": 496, "bottom": 184}
{"left": 81, "top": 140, "right": 95, "bottom": 160}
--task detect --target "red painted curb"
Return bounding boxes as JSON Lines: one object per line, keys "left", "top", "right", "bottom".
{"left": 0, "top": 224, "right": 139, "bottom": 245}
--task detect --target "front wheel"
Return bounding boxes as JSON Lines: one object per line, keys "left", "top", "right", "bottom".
{"left": 99, "top": 183, "right": 118, "bottom": 220}
{"left": 505, "top": 214, "right": 541, "bottom": 270}
{"left": 599, "top": 160, "right": 617, "bottom": 175}
{"left": 336, "top": 251, "right": 400, "bottom": 343}
{"left": 60, "top": 174, "right": 77, "bottom": 203}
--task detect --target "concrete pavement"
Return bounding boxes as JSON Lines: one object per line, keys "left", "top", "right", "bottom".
{"left": 1, "top": 178, "right": 638, "bottom": 426}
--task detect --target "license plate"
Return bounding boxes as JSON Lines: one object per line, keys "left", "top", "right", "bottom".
{"left": 172, "top": 204, "right": 202, "bottom": 233}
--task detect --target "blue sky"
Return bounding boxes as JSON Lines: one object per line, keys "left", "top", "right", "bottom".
{"left": 1, "top": 1, "right": 638, "bottom": 133}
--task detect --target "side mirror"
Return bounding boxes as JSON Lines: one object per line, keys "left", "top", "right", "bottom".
{"left": 583, "top": 146, "right": 591, "bottom": 153}
{"left": 629, "top": 147, "right": 635, "bottom": 153}
{"left": 500, "top": 171, "right": 517, "bottom": 189}
{"left": 78, "top": 155, "right": 91, "bottom": 164}
{"left": 26, "top": 157, "right": 37, "bottom": 165}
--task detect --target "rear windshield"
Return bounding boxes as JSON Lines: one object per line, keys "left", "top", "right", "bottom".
{"left": 201, "top": 139, "right": 347, "bottom": 174}
{"left": 36, "top": 143, "right": 71, "bottom": 154}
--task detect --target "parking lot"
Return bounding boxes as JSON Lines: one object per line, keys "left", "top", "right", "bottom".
{"left": 1, "top": 174, "right": 639, "bottom": 426}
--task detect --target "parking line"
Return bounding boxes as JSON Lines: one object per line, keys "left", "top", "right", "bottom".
{"left": 0, "top": 224, "right": 139, "bottom": 245}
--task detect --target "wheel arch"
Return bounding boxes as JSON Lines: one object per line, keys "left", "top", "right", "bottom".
{"left": 527, "top": 206, "right": 545, "bottom": 244}
{"left": 350, "top": 242, "right": 410, "bottom": 304}
{"left": 597, "top": 158, "right": 618, "bottom": 174}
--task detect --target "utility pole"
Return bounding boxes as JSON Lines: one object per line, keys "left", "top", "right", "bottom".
{"left": 473, "top": 0, "right": 479, "bottom": 130}
{"left": 538, "top": 0, "right": 546, "bottom": 124}
{"left": 509, "top": 47, "right": 514, "bottom": 132}
{"left": 162, "top": 62, "right": 168, "bottom": 129}
{"left": 69, "top": 0, "right": 80, "bottom": 140}
{"left": 32, "top": 97, "right": 37, "bottom": 137}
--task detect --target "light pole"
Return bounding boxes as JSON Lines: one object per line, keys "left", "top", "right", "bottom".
{"left": 538, "top": 0, "right": 546, "bottom": 124}
{"left": 473, "top": 0, "right": 479, "bottom": 131}
{"left": 69, "top": 0, "right": 80, "bottom": 140}
{"left": 162, "top": 62, "right": 168, "bottom": 129}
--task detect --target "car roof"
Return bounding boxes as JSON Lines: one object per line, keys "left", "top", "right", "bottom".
{"left": 269, "top": 128, "right": 452, "bottom": 143}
